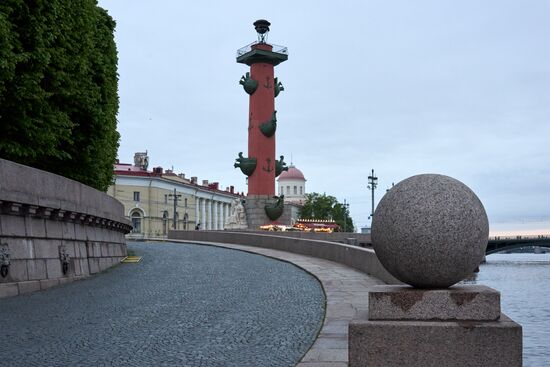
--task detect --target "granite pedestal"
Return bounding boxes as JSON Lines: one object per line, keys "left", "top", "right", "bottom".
{"left": 349, "top": 285, "right": 522, "bottom": 367}
{"left": 244, "top": 195, "right": 293, "bottom": 229}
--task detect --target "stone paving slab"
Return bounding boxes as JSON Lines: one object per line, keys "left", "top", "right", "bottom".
{"left": 180, "top": 240, "right": 385, "bottom": 367}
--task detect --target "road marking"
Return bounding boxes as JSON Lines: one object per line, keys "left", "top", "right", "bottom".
{"left": 121, "top": 256, "right": 142, "bottom": 263}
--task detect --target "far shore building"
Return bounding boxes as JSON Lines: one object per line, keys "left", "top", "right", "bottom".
{"left": 277, "top": 164, "right": 306, "bottom": 205}
{"left": 108, "top": 152, "right": 243, "bottom": 238}
{"left": 276, "top": 164, "right": 307, "bottom": 224}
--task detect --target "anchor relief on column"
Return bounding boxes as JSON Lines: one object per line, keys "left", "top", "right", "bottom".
{"left": 262, "top": 158, "right": 273, "bottom": 173}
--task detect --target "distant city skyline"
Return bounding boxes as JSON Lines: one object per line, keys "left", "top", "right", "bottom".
{"left": 98, "top": 0, "right": 550, "bottom": 234}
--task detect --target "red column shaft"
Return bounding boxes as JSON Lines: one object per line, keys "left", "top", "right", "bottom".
{"left": 248, "top": 45, "right": 276, "bottom": 195}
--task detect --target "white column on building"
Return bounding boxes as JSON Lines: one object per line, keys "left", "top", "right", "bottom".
{"left": 217, "top": 202, "right": 222, "bottom": 229}
{"left": 219, "top": 203, "right": 223, "bottom": 230}
{"left": 202, "top": 199, "right": 206, "bottom": 230}
{"left": 225, "top": 203, "right": 229, "bottom": 228}
{"left": 195, "top": 198, "right": 199, "bottom": 228}
{"left": 217, "top": 202, "right": 222, "bottom": 230}
{"left": 219, "top": 202, "right": 223, "bottom": 229}
{"left": 213, "top": 201, "right": 218, "bottom": 230}
{"left": 212, "top": 200, "right": 216, "bottom": 230}
{"left": 222, "top": 202, "right": 226, "bottom": 229}
{"left": 208, "top": 200, "right": 213, "bottom": 230}
{"left": 218, "top": 202, "right": 223, "bottom": 229}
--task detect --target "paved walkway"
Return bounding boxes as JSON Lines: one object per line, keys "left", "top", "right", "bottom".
{"left": 0, "top": 242, "right": 325, "bottom": 367}
{"left": 182, "top": 240, "right": 385, "bottom": 367}
{"left": 1, "top": 241, "right": 384, "bottom": 366}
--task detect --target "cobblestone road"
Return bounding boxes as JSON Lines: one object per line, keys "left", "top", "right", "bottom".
{"left": 0, "top": 242, "right": 325, "bottom": 367}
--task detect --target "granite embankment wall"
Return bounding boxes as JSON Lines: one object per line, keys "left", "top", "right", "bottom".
{"left": 168, "top": 230, "right": 399, "bottom": 284}
{"left": 0, "top": 159, "right": 131, "bottom": 298}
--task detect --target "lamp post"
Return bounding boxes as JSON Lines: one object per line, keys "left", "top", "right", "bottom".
{"left": 168, "top": 188, "right": 182, "bottom": 230}
{"left": 367, "top": 169, "right": 378, "bottom": 220}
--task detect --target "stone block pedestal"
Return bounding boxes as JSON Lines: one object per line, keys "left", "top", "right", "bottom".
{"left": 244, "top": 195, "right": 271, "bottom": 229}
{"left": 244, "top": 195, "right": 293, "bottom": 229}
{"left": 349, "top": 285, "right": 522, "bottom": 367}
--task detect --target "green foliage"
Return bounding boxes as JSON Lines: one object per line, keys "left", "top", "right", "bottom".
{"left": 0, "top": 0, "right": 119, "bottom": 191}
{"left": 299, "top": 193, "right": 355, "bottom": 232}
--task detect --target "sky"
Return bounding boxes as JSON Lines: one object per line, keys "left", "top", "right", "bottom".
{"left": 97, "top": 0, "right": 550, "bottom": 235}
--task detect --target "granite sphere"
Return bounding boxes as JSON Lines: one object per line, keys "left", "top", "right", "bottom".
{"left": 371, "top": 174, "right": 489, "bottom": 288}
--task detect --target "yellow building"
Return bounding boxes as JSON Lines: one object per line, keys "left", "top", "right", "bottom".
{"left": 107, "top": 153, "right": 243, "bottom": 238}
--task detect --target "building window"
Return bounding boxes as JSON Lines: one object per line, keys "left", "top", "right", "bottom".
{"left": 184, "top": 198, "right": 188, "bottom": 207}
{"left": 286, "top": 186, "right": 290, "bottom": 195}
{"left": 280, "top": 186, "right": 283, "bottom": 195}
{"left": 164, "top": 194, "right": 168, "bottom": 204}
{"left": 131, "top": 211, "right": 142, "bottom": 233}
{"left": 293, "top": 186, "right": 297, "bottom": 195}
{"left": 300, "top": 186, "right": 303, "bottom": 195}
{"left": 133, "top": 191, "right": 140, "bottom": 202}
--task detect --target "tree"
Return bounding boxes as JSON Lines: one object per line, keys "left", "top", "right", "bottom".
{"left": 0, "top": 0, "right": 119, "bottom": 191}
{"left": 299, "top": 193, "right": 355, "bottom": 232}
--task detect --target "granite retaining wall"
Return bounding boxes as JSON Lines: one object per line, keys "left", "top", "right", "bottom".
{"left": 168, "top": 230, "right": 399, "bottom": 284}
{"left": 0, "top": 159, "right": 131, "bottom": 298}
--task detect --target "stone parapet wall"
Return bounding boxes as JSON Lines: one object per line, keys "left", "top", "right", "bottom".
{"left": 168, "top": 230, "right": 398, "bottom": 284}
{"left": 0, "top": 159, "right": 131, "bottom": 298}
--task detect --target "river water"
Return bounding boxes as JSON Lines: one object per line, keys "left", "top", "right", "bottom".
{"left": 465, "top": 253, "right": 550, "bottom": 366}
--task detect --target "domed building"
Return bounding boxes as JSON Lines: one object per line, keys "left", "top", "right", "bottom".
{"left": 277, "top": 164, "right": 306, "bottom": 205}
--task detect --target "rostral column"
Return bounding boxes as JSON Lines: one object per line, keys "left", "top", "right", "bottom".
{"left": 234, "top": 20, "right": 288, "bottom": 225}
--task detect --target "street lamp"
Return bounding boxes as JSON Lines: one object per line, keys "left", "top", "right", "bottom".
{"left": 367, "top": 169, "right": 378, "bottom": 219}
{"left": 168, "top": 188, "right": 182, "bottom": 230}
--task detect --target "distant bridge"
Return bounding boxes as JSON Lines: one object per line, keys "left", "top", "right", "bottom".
{"left": 486, "top": 235, "right": 550, "bottom": 254}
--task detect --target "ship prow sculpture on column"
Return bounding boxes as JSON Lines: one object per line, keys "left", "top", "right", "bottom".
{"left": 349, "top": 174, "right": 522, "bottom": 367}
{"left": 234, "top": 20, "right": 291, "bottom": 229}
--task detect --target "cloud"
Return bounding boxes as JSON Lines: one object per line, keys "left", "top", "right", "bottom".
{"left": 99, "top": 0, "right": 550, "bottom": 232}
